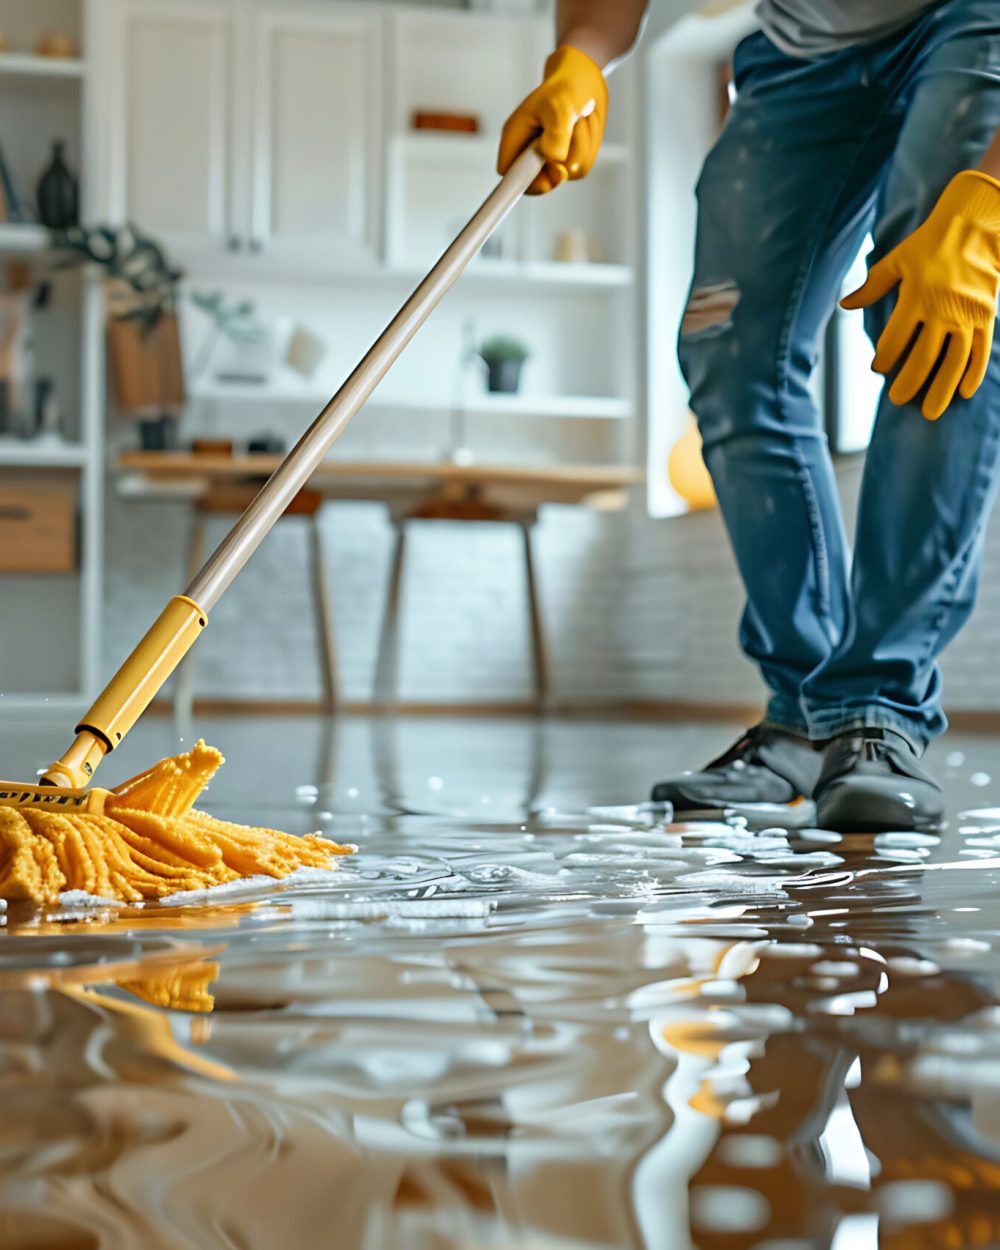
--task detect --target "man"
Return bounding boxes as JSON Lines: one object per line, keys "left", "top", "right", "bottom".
{"left": 499, "top": 0, "right": 1000, "bottom": 832}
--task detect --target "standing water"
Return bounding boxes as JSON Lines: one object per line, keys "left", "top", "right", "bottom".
{"left": 1, "top": 716, "right": 999, "bottom": 1249}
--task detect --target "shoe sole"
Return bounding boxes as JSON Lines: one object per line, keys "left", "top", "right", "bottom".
{"left": 663, "top": 797, "right": 818, "bottom": 829}
{"left": 824, "top": 815, "right": 945, "bottom": 835}
{"left": 815, "top": 785, "right": 944, "bottom": 835}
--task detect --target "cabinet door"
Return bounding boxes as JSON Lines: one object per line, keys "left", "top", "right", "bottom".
{"left": 250, "top": 5, "right": 381, "bottom": 266}
{"left": 110, "top": 0, "right": 239, "bottom": 254}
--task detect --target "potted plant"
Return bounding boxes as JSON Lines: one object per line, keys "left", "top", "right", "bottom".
{"left": 48, "top": 223, "right": 185, "bottom": 449}
{"left": 478, "top": 335, "right": 529, "bottom": 394}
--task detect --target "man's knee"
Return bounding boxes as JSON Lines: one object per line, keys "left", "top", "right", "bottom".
{"left": 679, "top": 280, "right": 742, "bottom": 342}
{"left": 676, "top": 278, "right": 745, "bottom": 400}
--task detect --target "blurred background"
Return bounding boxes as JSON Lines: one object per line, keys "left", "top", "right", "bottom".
{"left": 1, "top": 0, "right": 990, "bottom": 728}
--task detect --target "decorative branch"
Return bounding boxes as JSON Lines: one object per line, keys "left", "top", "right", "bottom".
{"left": 48, "top": 222, "right": 184, "bottom": 332}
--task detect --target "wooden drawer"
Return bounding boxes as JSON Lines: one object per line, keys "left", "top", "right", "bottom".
{"left": 0, "top": 472, "right": 77, "bottom": 574}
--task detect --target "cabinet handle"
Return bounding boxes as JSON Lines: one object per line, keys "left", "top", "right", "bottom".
{"left": 228, "top": 235, "right": 243, "bottom": 252}
{"left": 249, "top": 238, "right": 263, "bottom": 254}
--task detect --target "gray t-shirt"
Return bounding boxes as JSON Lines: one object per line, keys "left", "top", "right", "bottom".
{"left": 755, "top": 0, "right": 946, "bottom": 56}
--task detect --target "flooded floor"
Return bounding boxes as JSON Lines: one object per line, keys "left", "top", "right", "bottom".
{"left": 3, "top": 713, "right": 1000, "bottom": 1250}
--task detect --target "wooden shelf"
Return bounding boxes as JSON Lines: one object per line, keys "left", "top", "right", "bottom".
{"left": 0, "top": 53, "right": 85, "bottom": 79}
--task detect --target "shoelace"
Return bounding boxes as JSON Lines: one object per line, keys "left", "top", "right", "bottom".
{"left": 710, "top": 728, "right": 771, "bottom": 773}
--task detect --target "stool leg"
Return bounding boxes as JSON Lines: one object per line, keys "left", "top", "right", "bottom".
{"left": 308, "top": 512, "right": 338, "bottom": 711}
{"left": 374, "top": 522, "right": 406, "bottom": 709}
{"left": 521, "top": 519, "right": 552, "bottom": 713}
{"left": 173, "top": 515, "right": 206, "bottom": 725}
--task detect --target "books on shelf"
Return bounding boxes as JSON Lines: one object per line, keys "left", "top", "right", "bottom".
{"left": 0, "top": 144, "right": 32, "bottom": 224}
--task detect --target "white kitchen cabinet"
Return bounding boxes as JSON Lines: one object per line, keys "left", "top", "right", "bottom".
{"left": 109, "top": 0, "right": 241, "bottom": 254}
{"left": 105, "top": 0, "right": 380, "bottom": 267}
{"left": 250, "top": 5, "right": 381, "bottom": 265}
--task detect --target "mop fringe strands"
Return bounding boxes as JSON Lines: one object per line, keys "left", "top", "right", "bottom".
{"left": 0, "top": 741, "right": 352, "bottom": 906}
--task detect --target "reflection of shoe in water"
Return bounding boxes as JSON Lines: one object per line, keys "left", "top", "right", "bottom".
{"left": 650, "top": 724, "right": 823, "bottom": 825}
{"left": 814, "top": 728, "right": 945, "bottom": 833}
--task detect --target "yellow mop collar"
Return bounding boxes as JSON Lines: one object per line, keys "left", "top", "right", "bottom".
{"left": 0, "top": 741, "right": 352, "bottom": 906}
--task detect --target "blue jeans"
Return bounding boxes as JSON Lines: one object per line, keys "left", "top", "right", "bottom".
{"left": 678, "top": 0, "right": 1000, "bottom": 750}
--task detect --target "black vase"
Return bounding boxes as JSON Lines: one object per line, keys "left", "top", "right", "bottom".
{"left": 36, "top": 140, "right": 79, "bottom": 229}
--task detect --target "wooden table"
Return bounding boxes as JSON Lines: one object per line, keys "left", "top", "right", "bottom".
{"left": 115, "top": 453, "right": 645, "bottom": 711}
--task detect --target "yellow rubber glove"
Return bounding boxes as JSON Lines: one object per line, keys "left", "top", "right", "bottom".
{"left": 497, "top": 45, "right": 608, "bottom": 195}
{"left": 842, "top": 170, "right": 1000, "bottom": 421}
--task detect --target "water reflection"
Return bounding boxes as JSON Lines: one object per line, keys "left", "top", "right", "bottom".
{"left": 3, "top": 770, "right": 1000, "bottom": 1247}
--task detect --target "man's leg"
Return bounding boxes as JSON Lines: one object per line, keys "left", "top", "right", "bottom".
{"left": 678, "top": 35, "right": 899, "bottom": 736}
{"left": 653, "top": 35, "right": 903, "bottom": 816}
{"left": 802, "top": 1, "right": 1000, "bottom": 754}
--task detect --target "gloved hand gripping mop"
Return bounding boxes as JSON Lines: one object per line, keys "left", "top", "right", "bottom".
{"left": 0, "top": 145, "right": 545, "bottom": 906}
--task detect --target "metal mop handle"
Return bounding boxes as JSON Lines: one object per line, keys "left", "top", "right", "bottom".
{"left": 45, "top": 145, "right": 546, "bottom": 788}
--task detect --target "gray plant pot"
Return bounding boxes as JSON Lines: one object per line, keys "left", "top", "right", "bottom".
{"left": 485, "top": 359, "right": 524, "bottom": 394}
{"left": 139, "top": 414, "right": 178, "bottom": 451}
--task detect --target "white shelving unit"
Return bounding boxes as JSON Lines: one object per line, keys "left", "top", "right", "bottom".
{"left": 382, "top": 4, "right": 636, "bottom": 437}
{"left": 94, "top": 0, "right": 637, "bottom": 449}
{"left": 0, "top": 0, "right": 104, "bottom": 713}
{"left": 0, "top": 0, "right": 640, "bottom": 711}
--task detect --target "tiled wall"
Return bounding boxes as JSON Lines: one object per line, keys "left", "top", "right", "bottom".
{"left": 619, "top": 457, "right": 1000, "bottom": 716}
{"left": 102, "top": 486, "right": 630, "bottom": 704}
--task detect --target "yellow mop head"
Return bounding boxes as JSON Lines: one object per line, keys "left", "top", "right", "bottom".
{"left": 0, "top": 740, "right": 352, "bottom": 906}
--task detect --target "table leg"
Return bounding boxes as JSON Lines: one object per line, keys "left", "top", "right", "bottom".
{"left": 308, "top": 511, "right": 338, "bottom": 711}
{"left": 374, "top": 521, "right": 407, "bottom": 709}
{"left": 521, "top": 519, "right": 552, "bottom": 713}
{"left": 173, "top": 514, "right": 206, "bottom": 724}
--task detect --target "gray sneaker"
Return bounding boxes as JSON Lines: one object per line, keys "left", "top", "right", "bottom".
{"left": 814, "top": 728, "right": 945, "bottom": 833}
{"left": 651, "top": 724, "right": 824, "bottom": 824}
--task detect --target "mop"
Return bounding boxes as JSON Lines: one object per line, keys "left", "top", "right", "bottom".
{"left": 0, "top": 146, "right": 545, "bottom": 907}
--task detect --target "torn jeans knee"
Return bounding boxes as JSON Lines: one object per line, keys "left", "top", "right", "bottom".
{"left": 680, "top": 280, "right": 741, "bottom": 338}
